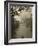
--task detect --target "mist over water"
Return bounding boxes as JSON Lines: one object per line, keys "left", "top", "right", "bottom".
{"left": 10, "top": 6, "right": 32, "bottom": 38}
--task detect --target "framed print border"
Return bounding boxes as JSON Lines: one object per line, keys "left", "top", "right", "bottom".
{"left": 4, "top": 1, "right": 37, "bottom": 45}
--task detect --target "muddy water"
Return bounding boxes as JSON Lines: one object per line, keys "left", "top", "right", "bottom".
{"left": 14, "top": 21, "right": 32, "bottom": 38}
